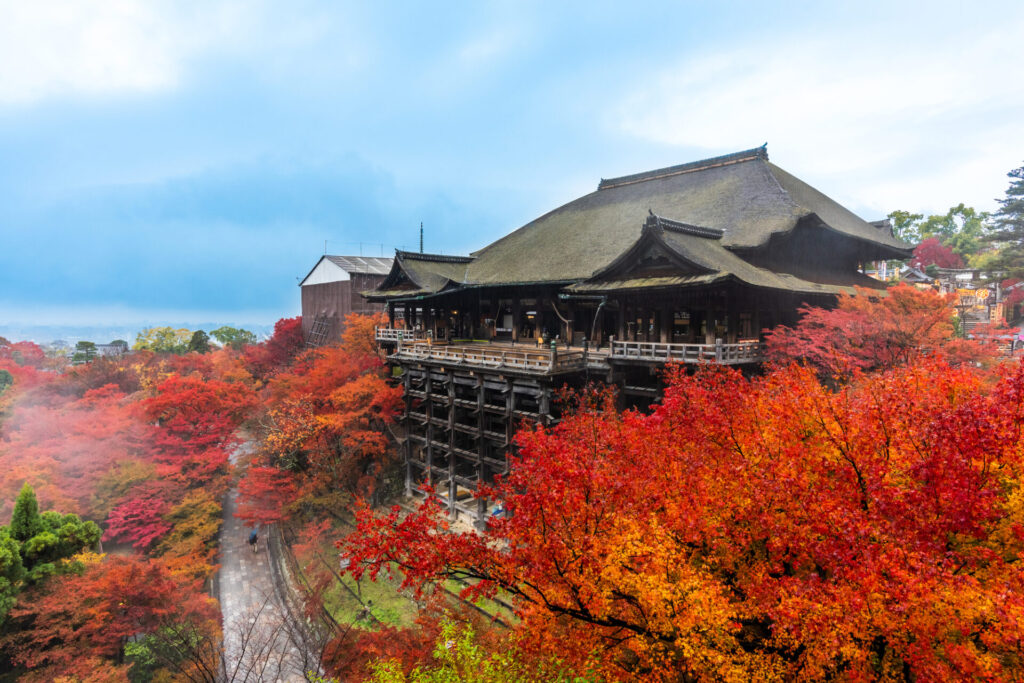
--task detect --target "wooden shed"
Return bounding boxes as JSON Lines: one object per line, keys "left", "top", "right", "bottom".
{"left": 299, "top": 255, "right": 393, "bottom": 346}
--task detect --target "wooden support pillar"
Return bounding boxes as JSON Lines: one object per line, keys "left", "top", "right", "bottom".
{"left": 403, "top": 371, "right": 413, "bottom": 496}
{"left": 447, "top": 374, "right": 456, "bottom": 519}
{"left": 725, "top": 288, "right": 737, "bottom": 343}
{"left": 424, "top": 371, "right": 434, "bottom": 490}
{"left": 617, "top": 299, "right": 626, "bottom": 341}
{"left": 512, "top": 299, "right": 521, "bottom": 343}
{"left": 536, "top": 294, "right": 547, "bottom": 340}
{"left": 660, "top": 302, "right": 671, "bottom": 344}
{"left": 387, "top": 302, "right": 396, "bottom": 327}
{"left": 477, "top": 377, "right": 487, "bottom": 524}
{"left": 505, "top": 381, "right": 515, "bottom": 446}
{"left": 539, "top": 387, "right": 552, "bottom": 427}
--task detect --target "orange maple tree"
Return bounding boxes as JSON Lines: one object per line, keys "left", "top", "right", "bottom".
{"left": 240, "top": 313, "right": 402, "bottom": 522}
{"left": 342, "top": 358, "right": 1024, "bottom": 680}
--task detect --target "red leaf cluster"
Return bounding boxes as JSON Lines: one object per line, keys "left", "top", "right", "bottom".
{"left": 911, "top": 236, "right": 965, "bottom": 269}
{"left": 342, "top": 358, "right": 1024, "bottom": 680}
{"left": 765, "top": 283, "right": 994, "bottom": 378}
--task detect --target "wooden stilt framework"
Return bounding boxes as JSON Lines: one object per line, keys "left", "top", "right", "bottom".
{"left": 306, "top": 314, "right": 332, "bottom": 348}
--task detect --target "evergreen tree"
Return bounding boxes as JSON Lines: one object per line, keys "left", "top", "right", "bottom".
{"left": 71, "top": 341, "right": 97, "bottom": 365}
{"left": 985, "top": 162, "right": 1024, "bottom": 277}
{"left": 187, "top": 329, "right": 211, "bottom": 354}
{"left": 10, "top": 483, "right": 42, "bottom": 542}
{"left": 0, "top": 527, "right": 25, "bottom": 624}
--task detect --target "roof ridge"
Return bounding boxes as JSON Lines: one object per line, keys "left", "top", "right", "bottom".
{"left": 645, "top": 213, "right": 724, "bottom": 240}
{"left": 598, "top": 144, "right": 769, "bottom": 191}
{"left": 395, "top": 249, "right": 473, "bottom": 264}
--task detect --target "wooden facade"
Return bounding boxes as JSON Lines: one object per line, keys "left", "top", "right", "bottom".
{"left": 367, "top": 147, "right": 913, "bottom": 524}
{"left": 299, "top": 255, "right": 392, "bottom": 345}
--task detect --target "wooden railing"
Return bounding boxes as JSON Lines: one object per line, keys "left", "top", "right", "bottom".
{"left": 610, "top": 339, "right": 762, "bottom": 364}
{"left": 375, "top": 327, "right": 426, "bottom": 342}
{"left": 391, "top": 343, "right": 586, "bottom": 374}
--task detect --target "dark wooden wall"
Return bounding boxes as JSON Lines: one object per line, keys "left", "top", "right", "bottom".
{"left": 301, "top": 273, "right": 387, "bottom": 343}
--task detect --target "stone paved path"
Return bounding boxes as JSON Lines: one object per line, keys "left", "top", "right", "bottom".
{"left": 219, "top": 445, "right": 312, "bottom": 682}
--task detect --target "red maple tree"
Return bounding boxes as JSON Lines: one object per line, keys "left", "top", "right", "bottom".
{"left": 911, "top": 236, "right": 964, "bottom": 269}
{"left": 341, "top": 358, "right": 1024, "bottom": 680}
{"left": 764, "top": 283, "right": 994, "bottom": 378}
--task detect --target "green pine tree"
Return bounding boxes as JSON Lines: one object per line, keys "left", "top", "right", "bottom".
{"left": 10, "top": 483, "right": 43, "bottom": 542}
{"left": 985, "top": 163, "right": 1024, "bottom": 278}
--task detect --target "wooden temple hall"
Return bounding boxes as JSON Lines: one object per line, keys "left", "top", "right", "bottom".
{"left": 368, "top": 146, "right": 912, "bottom": 523}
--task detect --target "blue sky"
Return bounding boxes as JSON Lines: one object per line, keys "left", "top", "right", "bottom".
{"left": 1, "top": 0, "right": 1022, "bottom": 328}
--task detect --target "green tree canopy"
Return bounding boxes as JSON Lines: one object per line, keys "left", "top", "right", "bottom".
{"left": 888, "top": 204, "right": 991, "bottom": 265}
{"left": 71, "top": 341, "right": 97, "bottom": 365}
{"left": 0, "top": 527, "right": 25, "bottom": 624}
{"left": 133, "top": 327, "right": 192, "bottom": 354}
{"left": 888, "top": 210, "right": 925, "bottom": 243}
{"left": 187, "top": 330, "right": 211, "bottom": 354}
{"left": 210, "top": 326, "right": 257, "bottom": 350}
{"left": 1, "top": 486, "right": 101, "bottom": 624}
{"left": 10, "top": 483, "right": 42, "bottom": 542}
{"left": 984, "top": 163, "right": 1024, "bottom": 278}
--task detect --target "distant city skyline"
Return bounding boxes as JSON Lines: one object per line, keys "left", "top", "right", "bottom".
{"left": 1, "top": 1, "right": 1022, "bottom": 330}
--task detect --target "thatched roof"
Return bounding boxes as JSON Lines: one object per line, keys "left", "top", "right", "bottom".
{"left": 369, "top": 146, "right": 912, "bottom": 298}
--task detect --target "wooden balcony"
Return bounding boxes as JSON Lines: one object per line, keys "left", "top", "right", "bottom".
{"left": 375, "top": 327, "right": 426, "bottom": 343}
{"left": 386, "top": 337, "right": 762, "bottom": 374}
{"left": 610, "top": 339, "right": 762, "bottom": 365}
{"left": 389, "top": 341, "right": 587, "bottom": 375}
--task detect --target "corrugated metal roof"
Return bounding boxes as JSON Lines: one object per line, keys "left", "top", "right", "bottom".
{"left": 325, "top": 255, "right": 394, "bottom": 275}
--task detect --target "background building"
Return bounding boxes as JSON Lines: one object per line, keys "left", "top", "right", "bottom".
{"left": 299, "top": 255, "right": 393, "bottom": 346}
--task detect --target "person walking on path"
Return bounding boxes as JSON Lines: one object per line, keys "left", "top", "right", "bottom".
{"left": 248, "top": 527, "right": 259, "bottom": 553}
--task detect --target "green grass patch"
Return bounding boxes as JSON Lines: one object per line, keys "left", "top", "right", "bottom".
{"left": 322, "top": 569, "right": 419, "bottom": 628}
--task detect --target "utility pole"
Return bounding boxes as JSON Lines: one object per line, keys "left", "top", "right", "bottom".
{"left": 420, "top": 222, "right": 424, "bottom": 253}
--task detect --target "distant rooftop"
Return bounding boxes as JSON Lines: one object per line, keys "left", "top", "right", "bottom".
{"left": 324, "top": 255, "right": 394, "bottom": 275}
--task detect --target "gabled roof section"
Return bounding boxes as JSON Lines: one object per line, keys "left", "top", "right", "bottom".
{"left": 568, "top": 213, "right": 873, "bottom": 296}
{"left": 299, "top": 254, "right": 394, "bottom": 287}
{"left": 370, "top": 250, "right": 472, "bottom": 299}
{"left": 464, "top": 145, "right": 911, "bottom": 286}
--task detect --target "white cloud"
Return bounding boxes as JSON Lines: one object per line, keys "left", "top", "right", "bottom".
{"left": 615, "top": 16, "right": 1024, "bottom": 215}
{"left": 0, "top": 1, "right": 185, "bottom": 103}
{"left": 0, "top": 0, "right": 345, "bottom": 106}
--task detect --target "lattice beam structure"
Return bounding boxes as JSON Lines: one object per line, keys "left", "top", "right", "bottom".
{"left": 306, "top": 314, "right": 331, "bottom": 348}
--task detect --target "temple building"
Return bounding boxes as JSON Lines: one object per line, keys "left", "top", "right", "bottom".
{"left": 368, "top": 146, "right": 913, "bottom": 523}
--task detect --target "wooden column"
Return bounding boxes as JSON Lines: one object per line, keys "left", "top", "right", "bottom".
{"left": 424, "top": 371, "right": 434, "bottom": 490}
{"left": 539, "top": 387, "right": 552, "bottom": 427}
{"left": 536, "top": 294, "right": 547, "bottom": 341}
{"left": 725, "top": 287, "right": 737, "bottom": 343}
{"left": 512, "top": 299, "right": 521, "bottom": 343}
{"left": 403, "top": 372, "right": 413, "bottom": 496}
{"left": 504, "top": 381, "right": 515, "bottom": 446}
{"left": 617, "top": 299, "right": 625, "bottom": 341}
{"left": 476, "top": 377, "right": 487, "bottom": 524}
{"left": 705, "top": 293, "right": 716, "bottom": 345}
{"left": 447, "top": 373, "right": 456, "bottom": 519}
